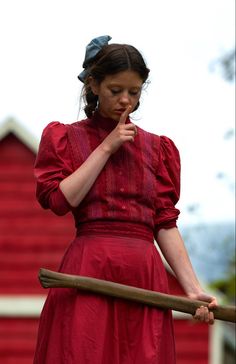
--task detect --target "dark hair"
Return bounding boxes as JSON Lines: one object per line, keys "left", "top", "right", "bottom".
{"left": 82, "top": 44, "right": 150, "bottom": 118}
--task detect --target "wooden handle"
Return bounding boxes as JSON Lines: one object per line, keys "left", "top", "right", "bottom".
{"left": 39, "top": 268, "right": 236, "bottom": 323}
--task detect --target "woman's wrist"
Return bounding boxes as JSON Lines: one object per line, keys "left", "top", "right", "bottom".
{"left": 99, "top": 139, "right": 114, "bottom": 155}
{"left": 177, "top": 275, "right": 204, "bottom": 298}
{"left": 186, "top": 289, "right": 204, "bottom": 299}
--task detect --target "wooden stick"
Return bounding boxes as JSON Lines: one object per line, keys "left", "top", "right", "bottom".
{"left": 39, "top": 268, "right": 236, "bottom": 323}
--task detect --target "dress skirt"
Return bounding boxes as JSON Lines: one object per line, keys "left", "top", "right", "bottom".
{"left": 33, "top": 225, "right": 176, "bottom": 364}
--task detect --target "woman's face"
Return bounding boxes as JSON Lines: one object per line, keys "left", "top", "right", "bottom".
{"left": 91, "top": 70, "right": 143, "bottom": 121}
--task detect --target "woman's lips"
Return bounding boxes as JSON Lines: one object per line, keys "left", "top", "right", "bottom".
{"left": 114, "top": 109, "right": 126, "bottom": 115}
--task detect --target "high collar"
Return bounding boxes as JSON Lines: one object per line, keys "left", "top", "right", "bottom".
{"left": 89, "top": 110, "right": 130, "bottom": 132}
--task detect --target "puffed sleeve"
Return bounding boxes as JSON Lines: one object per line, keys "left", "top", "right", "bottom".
{"left": 34, "top": 122, "right": 74, "bottom": 216}
{"left": 154, "top": 136, "right": 181, "bottom": 236}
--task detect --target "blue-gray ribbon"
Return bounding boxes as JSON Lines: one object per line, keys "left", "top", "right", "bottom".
{"left": 78, "top": 35, "right": 112, "bottom": 83}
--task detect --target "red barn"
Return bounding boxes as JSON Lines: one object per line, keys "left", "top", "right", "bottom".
{"left": 0, "top": 118, "right": 230, "bottom": 363}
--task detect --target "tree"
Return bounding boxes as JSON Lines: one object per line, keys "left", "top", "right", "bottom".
{"left": 210, "top": 48, "right": 235, "bottom": 82}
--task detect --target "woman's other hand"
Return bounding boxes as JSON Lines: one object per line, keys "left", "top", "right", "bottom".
{"left": 188, "top": 292, "right": 218, "bottom": 325}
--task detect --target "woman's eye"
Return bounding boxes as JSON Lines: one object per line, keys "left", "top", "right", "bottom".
{"left": 111, "top": 89, "right": 121, "bottom": 95}
{"left": 110, "top": 89, "right": 140, "bottom": 96}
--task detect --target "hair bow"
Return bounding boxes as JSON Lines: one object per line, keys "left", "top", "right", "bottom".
{"left": 78, "top": 35, "right": 112, "bottom": 83}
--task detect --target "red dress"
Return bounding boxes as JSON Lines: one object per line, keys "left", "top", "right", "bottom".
{"left": 33, "top": 112, "right": 181, "bottom": 364}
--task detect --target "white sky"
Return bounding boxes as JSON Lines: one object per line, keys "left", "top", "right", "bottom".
{"left": 0, "top": 0, "right": 235, "bottom": 226}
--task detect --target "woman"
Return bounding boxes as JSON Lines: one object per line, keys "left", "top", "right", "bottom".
{"left": 34, "top": 35, "right": 217, "bottom": 364}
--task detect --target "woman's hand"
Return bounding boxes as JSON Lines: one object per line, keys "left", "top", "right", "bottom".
{"left": 101, "top": 106, "right": 137, "bottom": 154}
{"left": 188, "top": 292, "right": 218, "bottom": 325}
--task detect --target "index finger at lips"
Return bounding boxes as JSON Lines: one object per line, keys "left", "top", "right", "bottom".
{"left": 119, "top": 105, "right": 131, "bottom": 124}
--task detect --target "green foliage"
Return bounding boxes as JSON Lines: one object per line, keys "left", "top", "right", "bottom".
{"left": 209, "top": 253, "right": 236, "bottom": 304}
{"left": 218, "top": 49, "right": 235, "bottom": 82}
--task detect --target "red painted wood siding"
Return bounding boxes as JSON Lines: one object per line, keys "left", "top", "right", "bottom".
{"left": 0, "top": 318, "right": 38, "bottom": 364}
{"left": 0, "top": 133, "right": 74, "bottom": 295}
{"left": 174, "top": 320, "right": 209, "bottom": 364}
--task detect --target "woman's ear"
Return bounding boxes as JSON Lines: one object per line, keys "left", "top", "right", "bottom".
{"left": 88, "top": 77, "right": 99, "bottom": 95}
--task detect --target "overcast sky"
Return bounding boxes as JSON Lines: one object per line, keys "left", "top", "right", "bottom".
{"left": 0, "top": 0, "right": 235, "bottom": 226}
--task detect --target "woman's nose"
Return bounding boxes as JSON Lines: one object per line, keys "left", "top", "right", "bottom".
{"left": 119, "top": 92, "right": 130, "bottom": 105}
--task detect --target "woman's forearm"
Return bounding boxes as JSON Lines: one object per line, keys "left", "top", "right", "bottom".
{"left": 59, "top": 143, "right": 111, "bottom": 207}
{"left": 157, "top": 227, "right": 203, "bottom": 296}
{"left": 59, "top": 107, "right": 137, "bottom": 208}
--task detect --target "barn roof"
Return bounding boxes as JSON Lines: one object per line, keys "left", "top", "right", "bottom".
{"left": 0, "top": 117, "right": 39, "bottom": 152}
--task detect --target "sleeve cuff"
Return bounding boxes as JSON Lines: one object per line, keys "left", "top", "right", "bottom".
{"left": 48, "top": 187, "right": 72, "bottom": 216}
{"left": 155, "top": 219, "right": 178, "bottom": 234}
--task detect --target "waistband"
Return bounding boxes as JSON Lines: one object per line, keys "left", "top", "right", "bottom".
{"left": 76, "top": 221, "right": 154, "bottom": 242}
